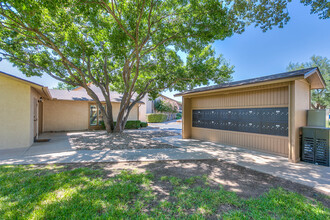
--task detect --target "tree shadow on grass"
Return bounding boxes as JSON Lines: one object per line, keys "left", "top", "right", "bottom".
{"left": 0, "top": 162, "right": 329, "bottom": 219}
{"left": 0, "top": 165, "right": 153, "bottom": 219}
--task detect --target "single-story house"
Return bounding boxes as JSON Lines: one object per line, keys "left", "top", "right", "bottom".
{"left": 44, "top": 84, "right": 143, "bottom": 132}
{"left": 0, "top": 71, "right": 144, "bottom": 150}
{"left": 148, "top": 94, "right": 182, "bottom": 113}
{"left": 175, "top": 67, "right": 326, "bottom": 162}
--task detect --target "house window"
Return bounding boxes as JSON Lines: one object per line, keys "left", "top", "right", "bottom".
{"left": 89, "top": 104, "right": 106, "bottom": 126}
{"left": 99, "top": 105, "right": 106, "bottom": 125}
{"left": 90, "top": 105, "right": 97, "bottom": 126}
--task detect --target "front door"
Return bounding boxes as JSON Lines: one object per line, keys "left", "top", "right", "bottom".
{"left": 33, "top": 98, "right": 38, "bottom": 139}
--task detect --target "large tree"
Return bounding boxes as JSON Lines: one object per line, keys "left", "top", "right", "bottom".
{"left": 55, "top": 82, "right": 76, "bottom": 90}
{"left": 287, "top": 55, "right": 330, "bottom": 109}
{"left": 0, "top": 0, "right": 292, "bottom": 133}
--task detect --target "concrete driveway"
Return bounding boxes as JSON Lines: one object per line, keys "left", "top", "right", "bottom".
{"left": 147, "top": 120, "right": 182, "bottom": 133}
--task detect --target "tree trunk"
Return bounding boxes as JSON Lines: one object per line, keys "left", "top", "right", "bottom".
{"left": 102, "top": 112, "right": 114, "bottom": 133}
{"left": 113, "top": 100, "right": 139, "bottom": 133}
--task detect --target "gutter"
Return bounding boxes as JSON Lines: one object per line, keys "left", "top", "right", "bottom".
{"left": 42, "top": 87, "right": 52, "bottom": 100}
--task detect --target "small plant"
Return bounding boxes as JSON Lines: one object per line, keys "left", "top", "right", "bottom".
{"left": 160, "top": 176, "right": 182, "bottom": 186}
{"left": 140, "top": 122, "right": 148, "bottom": 127}
{"left": 99, "top": 120, "right": 105, "bottom": 130}
{"left": 176, "top": 113, "right": 182, "bottom": 119}
{"left": 160, "top": 176, "right": 169, "bottom": 181}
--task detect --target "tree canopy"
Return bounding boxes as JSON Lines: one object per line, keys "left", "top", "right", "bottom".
{"left": 301, "top": 0, "right": 330, "bottom": 19}
{"left": 0, "top": 0, "right": 294, "bottom": 132}
{"left": 54, "top": 82, "right": 76, "bottom": 90}
{"left": 287, "top": 55, "right": 330, "bottom": 109}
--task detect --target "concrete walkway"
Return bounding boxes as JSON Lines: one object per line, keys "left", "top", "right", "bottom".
{"left": 0, "top": 130, "right": 329, "bottom": 195}
{"left": 0, "top": 133, "right": 215, "bottom": 165}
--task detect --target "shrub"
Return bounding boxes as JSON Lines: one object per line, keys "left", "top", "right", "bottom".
{"left": 176, "top": 113, "right": 182, "bottom": 119}
{"left": 99, "top": 120, "right": 141, "bottom": 130}
{"left": 99, "top": 120, "right": 105, "bottom": 129}
{"left": 147, "top": 113, "right": 167, "bottom": 123}
{"left": 154, "top": 100, "right": 178, "bottom": 113}
{"left": 140, "top": 122, "right": 148, "bottom": 127}
{"left": 124, "top": 120, "right": 141, "bottom": 129}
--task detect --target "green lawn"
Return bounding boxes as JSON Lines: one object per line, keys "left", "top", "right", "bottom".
{"left": 0, "top": 165, "right": 329, "bottom": 219}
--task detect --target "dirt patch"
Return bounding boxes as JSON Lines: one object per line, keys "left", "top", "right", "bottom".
{"left": 68, "top": 130, "right": 179, "bottom": 150}
{"left": 49, "top": 159, "right": 330, "bottom": 208}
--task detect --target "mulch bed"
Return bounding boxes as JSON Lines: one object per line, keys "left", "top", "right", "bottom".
{"left": 68, "top": 130, "right": 180, "bottom": 150}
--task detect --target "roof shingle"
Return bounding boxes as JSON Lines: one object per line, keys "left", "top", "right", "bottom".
{"left": 50, "top": 84, "right": 143, "bottom": 103}
{"left": 175, "top": 67, "right": 319, "bottom": 96}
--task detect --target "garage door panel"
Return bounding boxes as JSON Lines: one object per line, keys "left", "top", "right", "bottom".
{"left": 191, "top": 127, "right": 289, "bottom": 156}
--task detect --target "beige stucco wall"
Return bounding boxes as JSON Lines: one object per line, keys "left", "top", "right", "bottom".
{"left": 43, "top": 100, "right": 140, "bottom": 132}
{"left": 43, "top": 100, "right": 89, "bottom": 132}
{"left": 288, "top": 79, "right": 311, "bottom": 162}
{"left": 112, "top": 103, "right": 139, "bottom": 121}
{"left": 0, "top": 75, "right": 32, "bottom": 149}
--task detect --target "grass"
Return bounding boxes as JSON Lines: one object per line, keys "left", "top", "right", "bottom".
{"left": 0, "top": 165, "right": 329, "bottom": 219}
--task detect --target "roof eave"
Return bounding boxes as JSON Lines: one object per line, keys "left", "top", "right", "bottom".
{"left": 174, "top": 75, "right": 304, "bottom": 97}
{"left": 303, "top": 67, "right": 326, "bottom": 89}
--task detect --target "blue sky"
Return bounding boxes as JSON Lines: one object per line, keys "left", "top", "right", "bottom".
{"left": 0, "top": 1, "right": 329, "bottom": 102}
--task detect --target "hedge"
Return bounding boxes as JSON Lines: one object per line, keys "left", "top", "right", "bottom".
{"left": 100, "top": 120, "right": 142, "bottom": 129}
{"left": 147, "top": 113, "right": 167, "bottom": 123}
{"left": 140, "top": 122, "right": 148, "bottom": 127}
{"left": 124, "top": 120, "right": 141, "bottom": 129}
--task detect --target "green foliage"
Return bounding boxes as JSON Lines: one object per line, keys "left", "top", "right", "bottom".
{"left": 0, "top": 0, "right": 295, "bottom": 132}
{"left": 287, "top": 55, "right": 330, "bottom": 109}
{"left": 0, "top": 166, "right": 329, "bottom": 219}
{"left": 0, "top": 166, "right": 154, "bottom": 219}
{"left": 301, "top": 0, "right": 330, "bottom": 19}
{"left": 154, "top": 99, "right": 177, "bottom": 113}
{"left": 100, "top": 120, "right": 141, "bottom": 129}
{"left": 176, "top": 113, "right": 182, "bottom": 119}
{"left": 99, "top": 120, "right": 105, "bottom": 130}
{"left": 147, "top": 113, "right": 167, "bottom": 123}
{"left": 140, "top": 122, "right": 148, "bottom": 127}
{"left": 124, "top": 120, "right": 142, "bottom": 129}
{"left": 54, "top": 82, "right": 76, "bottom": 90}
{"left": 223, "top": 188, "right": 330, "bottom": 219}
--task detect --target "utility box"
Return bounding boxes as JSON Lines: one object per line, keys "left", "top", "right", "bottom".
{"left": 301, "top": 127, "right": 330, "bottom": 166}
{"left": 307, "top": 109, "right": 330, "bottom": 128}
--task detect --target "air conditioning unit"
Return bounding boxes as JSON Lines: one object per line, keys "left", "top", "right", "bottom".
{"left": 301, "top": 127, "right": 329, "bottom": 166}
{"left": 307, "top": 109, "right": 330, "bottom": 128}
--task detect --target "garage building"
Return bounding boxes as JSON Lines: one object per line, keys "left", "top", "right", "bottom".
{"left": 175, "top": 67, "right": 326, "bottom": 162}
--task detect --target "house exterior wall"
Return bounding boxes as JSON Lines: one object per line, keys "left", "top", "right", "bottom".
{"left": 139, "top": 94, "right": 151, "bottom": 122}
{"left": 43, "top": 100, "right": 140, "bottom": 132}
{"left": 145, "top": 94, "right": 154, "bottom": 114}
{"left": 0, "top": 75, "right": 32, "bottom": 149}
{"left": 288, "top": 79, "right": 311, "bottom": 162}
{"left": 111, "top": 103, "right": 139, "bottom": 121}
{"left": 184, "top": 83, "right": 292, "bottom": 157}
{"left": 43, "top": 100, "right": 89, "bottom": 132}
